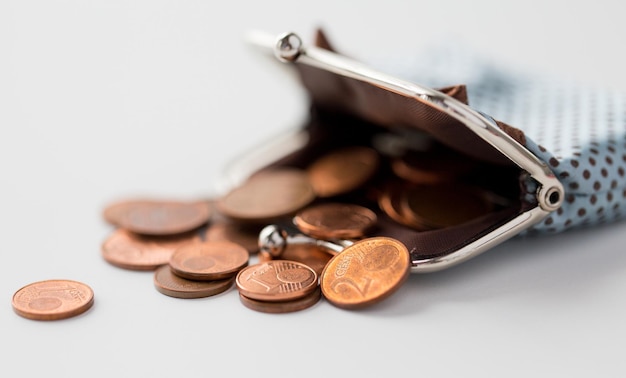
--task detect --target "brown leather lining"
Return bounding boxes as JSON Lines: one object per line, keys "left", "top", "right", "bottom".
{"left": 261, "top": 29, "right": 530, "bottom": 261}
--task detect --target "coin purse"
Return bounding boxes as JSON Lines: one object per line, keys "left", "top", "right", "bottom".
{"left": 227, "top": 30, "right": 626, "bottom": 273}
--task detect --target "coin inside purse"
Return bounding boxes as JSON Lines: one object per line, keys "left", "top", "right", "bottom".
{"left": 253, "top": 30, "right": 538, "bottom": 268}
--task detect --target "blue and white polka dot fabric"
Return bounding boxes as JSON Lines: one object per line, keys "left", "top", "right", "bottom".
{"left": 367, "top": 44, "right": 626, "bottom": 234}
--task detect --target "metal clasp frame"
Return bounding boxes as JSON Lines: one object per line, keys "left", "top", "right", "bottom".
{"left": 238, "top": 31, "right": 564, "bottom": 273}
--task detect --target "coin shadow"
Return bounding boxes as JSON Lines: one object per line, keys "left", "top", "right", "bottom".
{"left": 353, "top": 219, "right": 626, "bottom": 317}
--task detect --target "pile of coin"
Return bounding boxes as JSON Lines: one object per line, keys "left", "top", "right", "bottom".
{"left": 93, "top": 134, "right": 508, "bottom": 313}
{"left": 101, "top": 198, "right": 255, "bottom": 300}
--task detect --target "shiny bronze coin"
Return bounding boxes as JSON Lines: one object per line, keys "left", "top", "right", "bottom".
{"left": 239, "top": 287, "right": 322, "bottom": 314}
{"left": 153, "top": 265, "right": 235, "bottom": 299}
{"left": 101, "top": 229, "right": 201, "bottom": 270}
{"left": 320, "top": 237, "right": 410, "bottom": 310}
{"left": 377, "top": 184, "right": 417, "bottom": 228}
{"left": 401, "top": 184, "right": 493, "bottom": 229}
{"left": 390, "top": 149, "right": 476, "bottom": 184}
{"left": 204, "top": 221, "right": 261, "bottom": 254}
{"left": 12, "top": 279, "right": 94, "bottom": 321}
{"left": 169, "top": 241, "right": 249, "bottom": 281}
{"left": 103, "top": 199, "right": 212, "bottom": 235}
{"left": 293, "top": 202, "right": 377, "bottom": 239}
{"left": 216, "top": 168, "right": 316, "bottom": 223}
{"left": 236, "top": 260, "right": 318, "bottom": 302}
{"left": 307, "top": 146, "right": 380, "bottom": 197}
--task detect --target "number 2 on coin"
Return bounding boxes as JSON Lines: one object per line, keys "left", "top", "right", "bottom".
{"left": 329, "top": 276, "right": 372, "bottom": 297}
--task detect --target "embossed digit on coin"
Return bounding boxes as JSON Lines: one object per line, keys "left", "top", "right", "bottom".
{"left": 236, "top": 260, "right": 318, "bottom": 302}
{"left": 153, "top": 265, "right": 235, "bottom": 299}
{"left": 306, "top": 146, "right": 380, "bottom": 198}
{"left": 101, "top": 229, "right": 201, "bottom": 270}
{"left": 103, "top": 199, "right": 212, "bottom": 235}
{"left": 320, "top": 237, "right": 410, "bottom": 310}
{"left": 12, "top": 279, "right": 94, "bottom": 321}
{"left": 169, "top": 241, "right": 249, "bottom": 281}
{"left": 294, "top": 202, "right": 377, "bottom": 239}
{"left": 216, "top": 168, "right": 316, "bottom": 223}
{"left": 239, "top": 287, "right": 322, "bottom": 314}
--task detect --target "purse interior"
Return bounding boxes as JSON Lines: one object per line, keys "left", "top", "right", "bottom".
{"left": 260, "top": 30, "right": 535, "bottom": 263}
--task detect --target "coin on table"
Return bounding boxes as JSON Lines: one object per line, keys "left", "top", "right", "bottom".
{"left": 377, "top": 183, "right": 417, "bottom": 229}
{"left": 236, "top": 260, "right": 318, "bottom": 302}
{"left": 103, "top": 199, "right": 212, "bottom": 236}
{"left": 204, "top": 221, "right": 261, "bottom": 254}
{"left": 101, "top": 228, "right": 201, "bottom": 270}
{"left": 169, "top": 241, "right": 249, "bottom": 281}
{"left": 153, "top": 265, "right": 235, "bottom": 299}
{"left": 12, "top": 279, "right": 94, "bottom": 321}
{"left": 216, "top": 168, "right": 316, "bottom": 223}
{"left": 401, "top": 183, "right": 493, "bottom": 229}
{"left": 239, "top": 287, "right": 322, "bottom": 314}
{"left": 320, "top": 237, "right": 410, "bottom": 310}
{"left": 260, "top": 244, "right": 334, "bottom": 277}
{"left": 307, "top": 146, "right": 380, "bottom": 198}
{"left": 293, "top": 202, "right": 378, "bottom": 239}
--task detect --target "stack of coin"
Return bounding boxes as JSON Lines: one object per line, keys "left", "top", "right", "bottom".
{"left": 235, "top": 260, "right": 321, "bottom": 313}
{"left": 155, "top": 241, "right": 249, "bottom": 299}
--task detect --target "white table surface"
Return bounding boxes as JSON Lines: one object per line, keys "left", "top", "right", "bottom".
{"left": 2, "top": 1, "right": 626, "bottom": 377}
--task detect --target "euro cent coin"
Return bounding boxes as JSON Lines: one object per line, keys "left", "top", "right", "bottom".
{"left": 169, "top": 241, "right": 249, "bottom": 281}
{"left": 320, "top": 237, "right": 410, "bottom": 310}
{"left": 236, "top": 260, "right": 318, "bottom": 302}
{"left": 12, "top": 279, "right": 94, "bottom": 321}
{"left": 293, "top": 202, "right": 377, "bottom": 239}
{"left": 216, "top": 168, "right": 316, "bottom": 223}
{"left": 103, "top": 199, "right": 212, "bottom": 236}
{"left": 101, "top": 229, "right": 201, "bottom": 270}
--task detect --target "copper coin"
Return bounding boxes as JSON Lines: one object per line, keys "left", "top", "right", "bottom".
{"left": 204, "top": 221, "right": 261, "bottom": 254}
{"left": 216, "top": 168, "right": 316, "bottom": 223}
{"left": 101, "top": 229, "right": 201, "bottom": 270}
{"left": 377, "top": 183, "right": 417, "bottom": 228}
{"left": 169, "top": 241, "right": 249, "bottom": 281}
{"left": 153, "top": 265, "right": 235, "bottom": 299}
{"left": 390, "top": 149, "right": 476, "bottom": 184}
{"left": 239, "top": 287, "right": 322, "bottom": 314}
{"left": 236, "top": 260, "right": 318, "bottom": 302}
{"left": 401, "top": 184, "right": 493, "bottom": 229}
{"left": 320, "top": 237, "right": 410, "bottom": 309}
{"left": 307, "top": 146, "right": 380, "bottom": 197}
{"left": 12, "top": 279, "right": 94, "bottom": 321}
{"left": 103, "top": 199, "right": 212, "bottom": 235}
{"left": 294, "top": 202, "right": 377, "bottom": 239}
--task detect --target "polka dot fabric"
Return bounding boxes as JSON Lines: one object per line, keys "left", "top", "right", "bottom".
{"left": 367, "top": 43, "right": 626, "bottom": 234}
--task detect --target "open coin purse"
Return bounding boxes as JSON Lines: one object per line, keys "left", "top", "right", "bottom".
{"left": 226, "top": 30, "right": 626, "bottom": 273}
